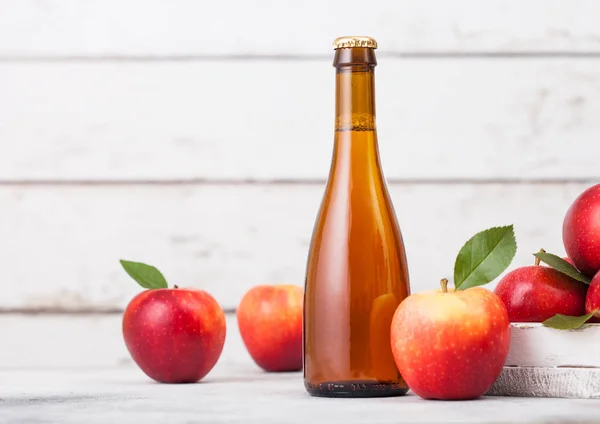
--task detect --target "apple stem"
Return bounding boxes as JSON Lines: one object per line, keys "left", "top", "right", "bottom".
{"left": 440, "top": 278, "right": 449, "bottom": 293}
{"left": 173, "top": 284, "right": 179, "bottom": 289}
{"left": 535, "top": 248, "right": 547, "bottom": 266}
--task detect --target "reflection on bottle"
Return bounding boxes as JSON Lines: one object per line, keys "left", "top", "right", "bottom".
{"left": 369, "top": 292, "right": 404, "bottom": 382}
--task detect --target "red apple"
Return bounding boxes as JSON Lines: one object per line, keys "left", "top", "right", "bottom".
{"left": 390, "top": 283, "right": 510, "bottom": 400}
{"left": 123, "top": 287, "right": 226, "bottom": 383}
{"left": 563, "top": 184, "right": 600, "bottom": 278}
{"left": 237, "top": 284, "right": 303, "bottom": 372}
{"left": 493, "top": 260, "right": 587, "bottom": 322}
{"left": 585, "top": 270, "right": 600, "bottom": 323}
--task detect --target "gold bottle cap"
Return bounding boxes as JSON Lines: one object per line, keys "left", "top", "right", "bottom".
{"left": 333, "top": 36, "right": 377, "bottom": 50}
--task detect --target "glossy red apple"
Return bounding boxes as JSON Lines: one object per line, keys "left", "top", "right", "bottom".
{"left": 123, "top": 287, "right": 226, "bottom": 383}
{"left": 563, "top": 184, "right": 600, "bottom": 277}
{"left": 120, "top": 260, "right": 226, "bottom": 384}
{"left": 494, "top": 258, "right": 587, "bottom": 322}
{"left": 390, "top": 281, "right": 510, "bottom": 400}
{"left": 585, "top": 270, "right": 600, "bottom": 323}
{"left": 237, "top": 284, "right": 303, "bottom": 372}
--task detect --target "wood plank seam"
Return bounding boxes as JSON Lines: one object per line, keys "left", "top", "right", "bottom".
{"left": 0, "top": 179, "right": 597, "bottom": 186}
{"left": 2, "top": 52, "right": 600, "bottom": 62}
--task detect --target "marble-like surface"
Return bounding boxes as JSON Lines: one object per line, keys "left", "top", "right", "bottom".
{"left": 1, "top": 365, "right": 600, "bottom": 424}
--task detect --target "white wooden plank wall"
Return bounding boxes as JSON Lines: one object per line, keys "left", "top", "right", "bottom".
{"left": 0, "top": 0, "right": 598, "bottom": 324}
{"left": 2, "top": 60, "right": 599, "bottom": 182}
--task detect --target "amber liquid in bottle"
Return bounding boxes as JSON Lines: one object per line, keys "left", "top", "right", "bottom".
{"left": 303, "top": 37, "right": 411, "bottom": 398}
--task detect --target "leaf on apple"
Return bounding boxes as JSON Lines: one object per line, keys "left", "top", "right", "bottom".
{"left": 542, "top": 310, "right": 597, "bottom": 330}
{"left": 120, "top": 259, "right": 168, "bottom": 289}
{"left": 532, "top": 251, "right": 592, "bottom": 284}
{"left": 453, "top": 225, "right": 517, "bottom": 291}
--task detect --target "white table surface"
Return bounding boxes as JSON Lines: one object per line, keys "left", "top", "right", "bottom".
{"left": 2, "top": 366, "right": 600, "bottom": 424}
{"left": 1, "top": 314, "right": 600, "bottom": 423}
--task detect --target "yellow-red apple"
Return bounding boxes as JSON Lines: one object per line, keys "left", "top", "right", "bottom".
{"left": 390, "top": 282, "right": 510, "bottom": 400}
{"left": 237, "top": 284, "right": 303, "bottom": 372}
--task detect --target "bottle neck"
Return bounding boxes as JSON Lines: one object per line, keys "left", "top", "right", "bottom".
{"left": 333, "top": 47, "right": 377, "bottom": 133}
{"left": 335, "top": 67, "right": 376, "bottom": 132}
{"left": 329, "top": 55, "right": 383, "bottom": 186}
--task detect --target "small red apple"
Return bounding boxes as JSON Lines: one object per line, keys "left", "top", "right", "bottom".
{"left": 493, "top": 257, "right": 587, "bottom": 322}
{"left": 390, "top": 280, "right": 510, "bottom": 400}
{"left": 237, "top": 284, "right": 303, "bottom": 372}
{"left": 585, "top": 270, "right": 600, "bottom": 323}
{"left": 563, "top": 184, "right": 600, "bottom": 278}
{"left": 120, "top": 260, "right": 226, "bottom": 383}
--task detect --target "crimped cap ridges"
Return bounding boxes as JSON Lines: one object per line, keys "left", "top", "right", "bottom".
{"left": 333, "top": 36, "right": 377, "bottom": 50}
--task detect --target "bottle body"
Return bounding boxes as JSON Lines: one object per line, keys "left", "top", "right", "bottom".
{"left": 303, "top": 40, "right": 411, "bottom": 398}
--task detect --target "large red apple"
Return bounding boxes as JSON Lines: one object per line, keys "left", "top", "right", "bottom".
{"left": 493, "top": 260, "right": 587, "bottom": 322}
{"left": 123, "top": 287, "right": 226, "bottom": 383}
{"left": 563, "top": 184, "right": 600, "bottom": 277}
{"left": 390, "top": 282, "right": 510, "bottom": 400}
{"left": 585, "top": 270, "right": 600, "bottom": 323}
{"left": 237, "top": 284, "right": 303, "bottom": 372}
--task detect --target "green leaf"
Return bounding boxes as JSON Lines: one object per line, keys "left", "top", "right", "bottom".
{"left": 454, "top": 225, "right": 517, "bottom": 290}
{"left": 542, "top": 310, "right": 597, "bottom": 330}
{"left": 119, "top": 260, "right": 168, "bottom": 289}
{"left": 533, "top": 251, "right": 592, "bottom": 284}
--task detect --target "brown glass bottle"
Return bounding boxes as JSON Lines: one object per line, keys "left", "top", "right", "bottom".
{"left": 303, "top": 36, "right": 411, "bottom": 398}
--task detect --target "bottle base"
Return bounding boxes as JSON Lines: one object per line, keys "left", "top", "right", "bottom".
{"left": 305, "top": 380, "right": 409, "bottom": 398}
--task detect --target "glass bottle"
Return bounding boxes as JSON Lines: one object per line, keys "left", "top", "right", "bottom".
{"left": 303, "top": 36, "right": 411, "bottom": 398}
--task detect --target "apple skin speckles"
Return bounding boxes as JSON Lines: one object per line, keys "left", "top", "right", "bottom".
{"left": 585, "top": 270, "right": 600, "bottom": 323}
{"left": 390, "top": 287, "right": 510, "bottom": 400}
{"left": 563, "top": 184, "right": 600, "bottom": 278}
{"left": 237, "top": 284, "right": 303, "bottom": 372}
{"left": 494, "top": 265, "right": 587, "bottom": 322}
{"left": 122, "top": 287, "right": 226, "bottom": 384}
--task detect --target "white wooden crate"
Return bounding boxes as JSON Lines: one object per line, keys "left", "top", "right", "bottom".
{"left": 487, "top": 323, "right": 600, "bottom": 399}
